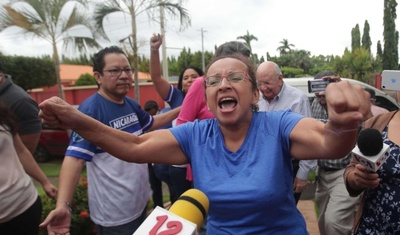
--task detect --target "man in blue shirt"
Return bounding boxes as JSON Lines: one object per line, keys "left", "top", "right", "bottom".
{"left": 41, "top": 46, "right": 179, "bottom": 235}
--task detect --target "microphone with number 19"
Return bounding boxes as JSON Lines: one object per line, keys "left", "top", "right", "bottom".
{"left": 133, "top": 189, "right": 209, "bottom": 235}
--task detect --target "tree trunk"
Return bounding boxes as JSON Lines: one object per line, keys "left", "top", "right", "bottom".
{"left": 52, "top": 40, "right": 65, "bottom": 100}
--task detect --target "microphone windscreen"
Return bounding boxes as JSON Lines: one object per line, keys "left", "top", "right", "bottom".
{"left": 168, "top": 189, "right": 209, "bottom": 230}
{"left": 357, "top": 128, "right": 383, "bottom": 156}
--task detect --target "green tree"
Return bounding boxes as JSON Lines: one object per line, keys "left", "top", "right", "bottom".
{"left": 375, "top": 41, "right": 383, "bottom": 73}
{"left": 74, "top": 73, "right": 96, "bottom": 86}
{"left": 372, "top": 54, "right": 383, "bottom": 73}
{"left": 377, "top": 40, "right": 383, "bottom": 58}
{"left": 0, "top": 0, "right": 101, "bottom": 99}
{"left": 1, "top": 55, "right": 56, "bottom": 90}
{"left": 236, "top": 30, "right": 258, "bottom": 58}
{"left": 280, "top": 66, "right": 304, "bottom": 78}
{"left": 351, "top": 24, "right": 361, "bottom": 51}
{"left": 292, "top": 50, "right": 312, "bottom": 74}
{"left": 382, "top": 0, "right": 398, "bottom": 69}
{"left": 276, "top": 39, "right": 295, "bottom": 56}
{"left": 362, "top": 20, "right": 372, "bottom": 52}
{"left": 331, "top": 55, "right": 347, "bottom": 77}
{"left": 191, "top": 51, "right": 205, "bottom": 70}
{"left": 258, "top": 55, "right": 265, "bottom": 64}
{"left": 341, "top": 49, "right": 354, "bottom": 78}
{"left": 350, "top": 47, "right": 373, "bottom": 83}
{"left": 177, "top": 47, "right": 193, "bottom": 69}
{"left": 274, "top": 49, "right": 311, "bottom": 75}
{"left": 93, "top": 0, "right": 191, "bottom": 103}
{"left": 395, "top": 31, "right": 399, "bottom": 69}
{"left": 266, "top": 52, "right": 271, "bottom": 61}
{"left": 168, "top": 56, "right": 179, "bottom": 76}
{"left": 342, "top": 47, "right": 373, "bottom": 82}
{"left": 62, "top": 54, "right": 93, "bottom": 65}
{"left": 138, "top": 54, "right": 150, "bottom": 73}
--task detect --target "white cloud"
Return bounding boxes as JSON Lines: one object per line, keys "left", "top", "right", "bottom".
{"left": 0, "top": 0, "right": 393, "bottom": 61}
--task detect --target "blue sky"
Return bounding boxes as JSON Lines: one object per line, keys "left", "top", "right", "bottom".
{"left": 0, "top": 0, "right": 393, "bottom": 60}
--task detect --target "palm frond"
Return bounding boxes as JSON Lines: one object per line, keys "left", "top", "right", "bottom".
{"left": 63, "top": 36, "right": 101, "bottom": 54}
{"left": 15, "top": 0, "right": 47, "bottom": 21}
{"left": 93, "top": 1, "right": 124, "bottom": 41}
{"left": 147, "top": 2, "right": 191, "bottom": 31}
{"left": 63, "top": 6, "right": 89, "bottom": 33}
{"left": 0, "top": 5, "right": 37, "bottom": 32}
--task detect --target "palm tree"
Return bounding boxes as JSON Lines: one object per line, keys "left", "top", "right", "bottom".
{"left": 0, "top": 0, "right": 101, "bottom": 100}
{"left": 93, "top": 0, "right": 191, "bottom": 102}
{"left": 277, "top": 39, "right": 295, "bottom": 55}
{"left": 236, "top": 30, "right": 258, "bottom": 54}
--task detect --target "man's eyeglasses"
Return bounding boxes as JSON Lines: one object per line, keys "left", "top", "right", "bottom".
{"left": 257, "top": 81, "right": 270, "bottom": 88}
{"left": 205, "top": 71, "right": 248, "bottom": 87}
{"left": 256, "top": 74, "right": 280, "bottom": 88}
{"left": 103, "top": 68, "right": 133, "bottom": 77}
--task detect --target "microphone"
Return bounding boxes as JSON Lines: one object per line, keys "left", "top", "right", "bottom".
{"left": 134, "top": 189, "right": 209, "bottom": 235}
{"left": 351, "top": 128, "right": 390, "bottom": 172}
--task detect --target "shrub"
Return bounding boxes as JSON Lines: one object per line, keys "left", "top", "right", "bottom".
{"left": 40, "top": 176, "right": 96, "bottom": 235}
{"left": 74, "top": 73, "right": 97, "bottom": 86}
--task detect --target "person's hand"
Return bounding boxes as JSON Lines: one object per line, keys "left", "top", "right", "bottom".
{"left": 322, "top": 75, "right": 341, "bottom": 83}
{"left": 150, "top": 33, "right": 163, "bottom": 51}
{"left": 39, "top": 207, "right": 71, "bottom": 235}
{"left": 325, "top": 81, "right": 371, "bottom": 130}
{"left": 350, "top": 164, "right": 380, "bottom": 189}
{"left": 293, "top": 177, "right": 309, "bottom": 193}
{"left": 39, "top": 97, "right": 80, "bottom": 130}
{"left": 42, "top": 181, "right": 58, "bottom": 199}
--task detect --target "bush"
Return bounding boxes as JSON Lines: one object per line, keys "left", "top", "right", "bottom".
{"left": 1, "top": 55, "right": 56, "bottom": 90}
{"left": 74, "top": 73, "right": 97, "bottom": 86}
{"left": 281, "top": 66, "right": 304, "bottom": 78}
{"left": 40, "top": 176, "right": 96, "bottom": 235}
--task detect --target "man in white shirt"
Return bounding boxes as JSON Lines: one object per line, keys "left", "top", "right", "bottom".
{"left": 256, "top": 61, "right": 316, "bottom": 204}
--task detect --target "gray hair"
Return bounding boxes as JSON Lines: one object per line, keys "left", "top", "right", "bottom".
{"left": 215, "top": 41, "right": 251, "bottom": 57}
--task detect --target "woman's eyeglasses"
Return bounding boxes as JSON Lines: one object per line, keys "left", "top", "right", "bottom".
{"left": 205, "top": 71, "right": 248, "bottom": 87}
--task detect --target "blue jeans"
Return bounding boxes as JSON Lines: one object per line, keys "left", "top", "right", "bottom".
{"left": 95, "top": 205, "right": 147, "bottom": 235}
{"left": 148, "top": 163, "right": 163, "bottom": 208}
{"left": 169, "top": 166, "right": 192, "bottom": 203}
{"left": 153, "top": 164, "right": 176, "bottom": 203}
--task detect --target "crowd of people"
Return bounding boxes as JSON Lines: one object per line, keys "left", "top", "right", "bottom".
{"left": 1, "top": 34, "right": 399, "bottom": 235}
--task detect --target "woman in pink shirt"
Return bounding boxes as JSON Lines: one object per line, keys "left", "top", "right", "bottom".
{"left": 150, "top": 34, "right": 204, "bottom": 202}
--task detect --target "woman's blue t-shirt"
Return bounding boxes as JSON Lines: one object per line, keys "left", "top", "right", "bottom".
{"left": 170, "top": 110, "right": 308, "bottom": 234}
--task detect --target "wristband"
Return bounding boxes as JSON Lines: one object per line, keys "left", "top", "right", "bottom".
{"left": 329, "top": 126, "right": 359, "bottom": 134}
{"left": 57, "top": 201, "right": 72, "bottom": 213}
{"left": 327, "top": 120, "right": 362, "bottom": 134}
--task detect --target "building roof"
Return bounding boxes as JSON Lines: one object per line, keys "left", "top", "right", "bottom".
{"left": 59, "top": 64, "right": 92, "bottom": 84}
{"left": 59, "top": 64, "right": 151, "bottom": 85}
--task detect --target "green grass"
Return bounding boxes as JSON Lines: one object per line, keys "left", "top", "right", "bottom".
{"left": 36, "top": 163, "right": 62, "bottom": 195}
{"left": 36, "top": 161, "right": 86, "bottom": 196}
{"left": 307, "top": 169, "right": 319, "bottom": 217}
{"left": 37, "top": 161, "right": 172, "bottom": 210}
{"left": 315, "top": 200, "right": 320, "bottom": 217}
{"left": 308, "top": 169, "right": 316, "bottom": 181}
{"left": 147, "top": 195, "right": 172, "bottom": 211}
{"left": 39, "top": 163, "right": 62, "bottom": 177}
